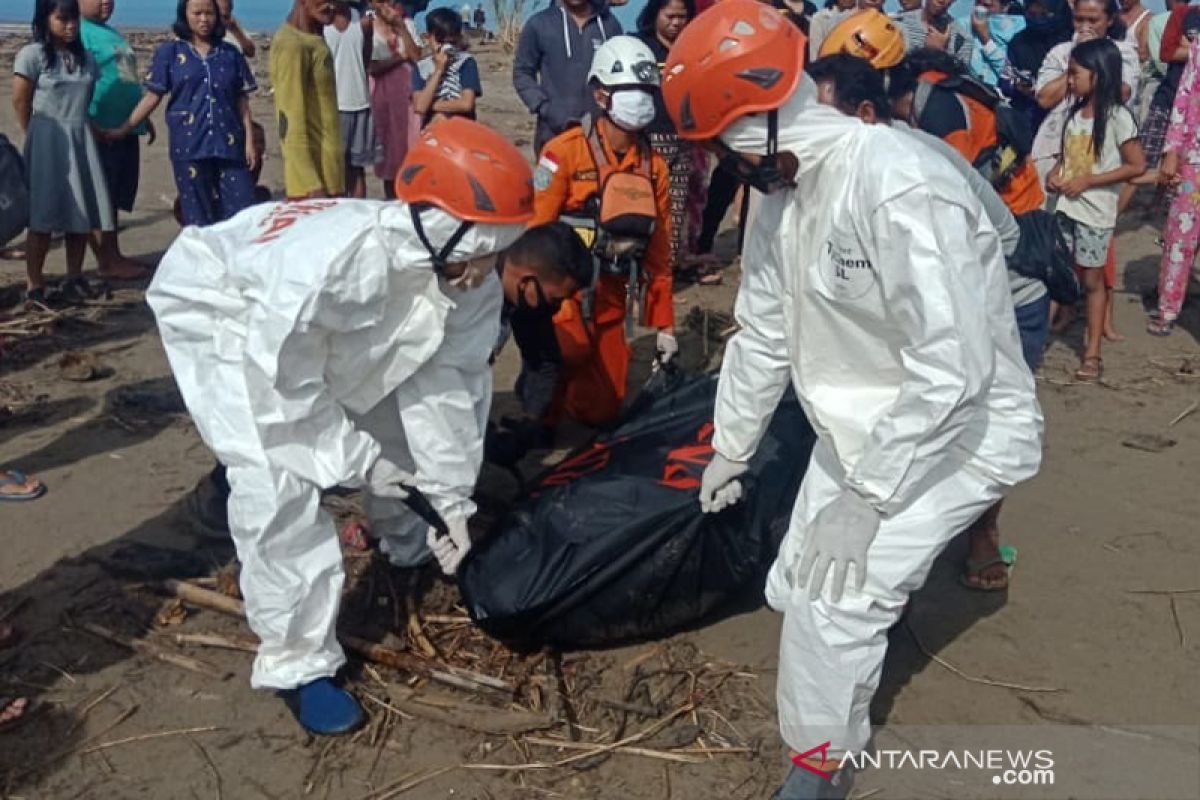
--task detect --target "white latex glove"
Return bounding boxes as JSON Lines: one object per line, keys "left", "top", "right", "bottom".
{"left": 795, "top": 490, "right": 881, "bottom": 603}
{"left": 366, "top": 457, "right": 416, "bottom": 499}
{"left": 426, "top": 516, "right": 472, "bottom": 576}
{"left": 698, "top": 453, "right": 750, "bottom": 513}
{"left": 656, "top": 330, "right": 678, "bottom": 364}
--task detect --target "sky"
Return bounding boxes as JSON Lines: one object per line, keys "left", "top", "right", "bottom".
{"left": 1, "top": 0, "right": 981, "bottom": 33}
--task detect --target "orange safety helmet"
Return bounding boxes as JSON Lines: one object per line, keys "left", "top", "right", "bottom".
{"left": 395, "top": 117, "right": 534, "bottom": 224}
{"left": 818, "top": 9, "right": 906, "bottom": 69}
{"left": 661, "top": 0, "right": 806, "bottom": 141}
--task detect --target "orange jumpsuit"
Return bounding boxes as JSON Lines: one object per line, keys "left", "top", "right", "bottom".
{"left": 530, "top": 122, "right": 674, "bottom": 426}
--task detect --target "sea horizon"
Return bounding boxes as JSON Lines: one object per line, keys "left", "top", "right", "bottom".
{"left": 1, "top": 0, "right": 976, "bottom": 36}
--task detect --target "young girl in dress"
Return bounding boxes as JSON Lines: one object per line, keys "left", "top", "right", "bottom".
{"left": 368, "top": 0, "right": 422, "bottom": 198}
{"left": 1046, "top": 37, "right": 1146, "bottom": 379}
{"left": 12, "top": 0, "right": 114, "bottom": 306}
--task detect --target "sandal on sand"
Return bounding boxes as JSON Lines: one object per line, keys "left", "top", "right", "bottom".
{"left": 0, "top": 469, "right": 46, "bottom": 502}
{"left": 1075, "top": 356, "right": 1103, "bottom": 382}
{"left": 959, "top": 545, "right": 1018, "bottom": 592}
{"left": 1147, "top": 317, "right": 1175, "bottom": 337}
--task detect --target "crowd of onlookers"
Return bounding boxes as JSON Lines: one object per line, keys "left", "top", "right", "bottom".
{"left": 6, "top": 0, "right": 489, "bottom": 304}
{"left": 10, "top": 0, "right": 1200, "bottom": 335}
{"left": 6, "top": 0, "right": 1200, "bottom": 434}
{"left": 510, "top": 0, "right": 1200, "bottom": 343}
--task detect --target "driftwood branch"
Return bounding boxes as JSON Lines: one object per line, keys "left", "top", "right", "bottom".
{"left": 162, "top": 580, "right": 513, "bottom": 694}
{"left": 78, "top": 622, "right": 231, "bottom": 680}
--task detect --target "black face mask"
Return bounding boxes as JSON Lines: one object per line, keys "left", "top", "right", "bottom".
{"left": 714, "top": 110, "right": 796, "bottom": 195}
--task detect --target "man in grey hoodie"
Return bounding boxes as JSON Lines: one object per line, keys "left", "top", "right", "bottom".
{"left": 513, "top": 0, "right": 622, "bottom": 155}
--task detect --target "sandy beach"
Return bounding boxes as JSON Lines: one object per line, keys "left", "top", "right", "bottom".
{"left": 1, "top": 28, "right": 1199, "bottom": 800}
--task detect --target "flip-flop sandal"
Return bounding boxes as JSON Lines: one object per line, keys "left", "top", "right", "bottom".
{"left": 1146, "top": 318, "right": 1175, "bottom": 337}
{"left": 959, "top": 545, "right": 1017, "bottom": 592}
{"left": 697, "top": 269, "right": 724, "bottom": 286}
{"left": 0, "top": 470, "right": 46, "bottom": 502}
{"left": 1075, "top": 356, "right": 1103, "bottom": 382}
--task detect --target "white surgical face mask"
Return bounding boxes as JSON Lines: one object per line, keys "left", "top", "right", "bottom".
{"left": 609, "top": 89, "right": 657, "bottom": 132}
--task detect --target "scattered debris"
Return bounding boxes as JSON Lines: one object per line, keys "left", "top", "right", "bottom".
{"left": 76, "top": 621, "right": 230, "bottom": 680}
{"left": 903, "top": 622, "right": 1061, "bottom": 693}
{"left": 1168, "top": 400, "right": 1198, "bottom": 427}
{"left": 57, "top": 351, "right": 105, "bottom": 382}
{"left": 1121, "top": 433, "right": 1177, "bottom": 453}
{"left": 153, "top": 598, "right": 189, "bottom": 627}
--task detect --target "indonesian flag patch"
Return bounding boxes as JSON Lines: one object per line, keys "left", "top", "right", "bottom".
{"left": 534, "top": 152, "right": 559, "bottom": 191}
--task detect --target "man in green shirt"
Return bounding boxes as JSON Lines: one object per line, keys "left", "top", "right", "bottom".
{"left": 80, "top": 0, "right": 152, "bottom": 279}
{"left": 271, "top": 0, "right": 346, "bottom": 198}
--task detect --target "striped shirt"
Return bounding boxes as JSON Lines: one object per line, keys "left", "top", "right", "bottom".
{"left": 415, "top": 51, "right": 482, "bottom": 105}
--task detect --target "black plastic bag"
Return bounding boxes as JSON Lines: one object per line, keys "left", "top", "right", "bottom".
{"left": 0, "top": 134, "right": 29, "bottom": 248}
{"left": 1011, "top": 210, "right": 1082, "bottom": 306}
{"left": 460, "top": 369, "right": 816, "bottom": 649}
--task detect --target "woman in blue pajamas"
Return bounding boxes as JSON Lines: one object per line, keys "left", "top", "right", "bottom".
{"left": 103, "top": 0, "right": 258, "bottom": 225}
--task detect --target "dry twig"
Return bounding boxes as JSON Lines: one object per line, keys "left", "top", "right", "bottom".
{"left": 1168, "top": 400, "right": 1198, "bottom": 427}
{"left": 169, "top": 632, "right": 260, "bottom": 653}
{"left": 520, "top": 736, "right": 731, "bottom": 764}
{"left": 78, "top": 621, "right": 230, "bottom": 679}
{"left": 1170, "top": 597, "right": 1188, "bottom": 649}
{"left": 463, "top": 703, "right": 696, "bottom": 772}
{"left": 188, "top": 734, "right": 224, "bottom": 800}
{"left": 355, "top": 766, "right": 456, "bottom": 800}
{"left": 904, "top": 623, "right": 1061, "bottom": 693}
{"left": 80, "top": 726, "right": 222, "bottom": 755}
{"left": 1127, "top": 588, "right": 1200, "bottom": 595}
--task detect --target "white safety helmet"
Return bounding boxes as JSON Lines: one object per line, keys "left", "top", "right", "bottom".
{"left": 587, "top": 35, "right": 661, "bottom": 89}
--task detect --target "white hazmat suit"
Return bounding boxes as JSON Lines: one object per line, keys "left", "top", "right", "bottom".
{"left": 713, "top": 79, "right": 1043, "bottom": 754}
{"left": 147, "top": 199, "right": 521, "bottom": 689}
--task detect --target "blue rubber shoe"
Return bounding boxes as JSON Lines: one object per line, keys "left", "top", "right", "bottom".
{"left": 279, "top": 678, "right": 365, "bottom": 736}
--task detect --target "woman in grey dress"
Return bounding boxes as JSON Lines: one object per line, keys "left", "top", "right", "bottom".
{"left": 12, "top": 0, "right": 113, "bottom": 306}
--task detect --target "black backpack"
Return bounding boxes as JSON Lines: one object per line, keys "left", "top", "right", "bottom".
{"left": 0, "top": 134, "right": 29, "bottom": 248}
{"left": 1011, "top": 210, "right": 1082, "bottom": 306}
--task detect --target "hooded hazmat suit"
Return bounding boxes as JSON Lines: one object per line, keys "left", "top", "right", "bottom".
{"left": 714, "top": 78, "right": 1043, "bottom": 755}
{"left": 147, "top": 199, "right": 522, "bottom": 690}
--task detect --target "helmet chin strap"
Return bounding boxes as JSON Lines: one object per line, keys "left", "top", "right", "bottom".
{"left": 714, "top": 109, "right": 792, "bottom": 194}
{"left": 410, "top": 204, "right": 474, "bottom": 274}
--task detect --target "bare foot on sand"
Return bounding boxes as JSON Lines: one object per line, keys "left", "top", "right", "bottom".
{"left": 961, "top": 525, "right": 1010, "bottom": 591}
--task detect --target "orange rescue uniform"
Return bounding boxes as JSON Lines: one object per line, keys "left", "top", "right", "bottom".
{"left": 918, "top": 70, "right": 1045, "bottom": 216}
{"left": 530, "top": 122, "right": 674, "bottom": 426}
